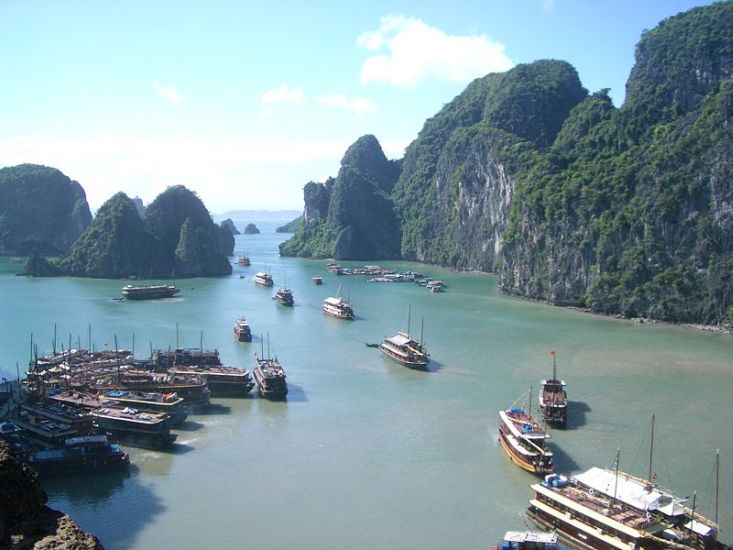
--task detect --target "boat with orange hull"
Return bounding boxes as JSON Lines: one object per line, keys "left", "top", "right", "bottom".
{"left": 498, "top": 389, "right": 553, "bottom": 475}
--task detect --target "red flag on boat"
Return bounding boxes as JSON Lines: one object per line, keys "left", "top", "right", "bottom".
{"left": 550, "top": 350, "right": 556, "bottom": 356}
{"left": 653, "top": 472, "right": 658, "bottom": 480}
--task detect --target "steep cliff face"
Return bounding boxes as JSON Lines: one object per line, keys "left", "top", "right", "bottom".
{"left": 0, "top": 164, "right": 92, "bottom": 255}
{"left": 0, "top": 441, "right": 103, "bottom": 548}
{"left": 58, "top": 192, "right": 154, "bottom": 277}
{"left": 500, "top": 2, "right": 733, "bottom": 323}
{"left": 394, "top": 60, "right": 586, "bottom": 270}
{"left": 280, "top": 135, "right": 401, "bottom": 259}
{"left": 144, "top": 185, "right": 232, "bottom": 277}
{"left": 46, "top": 186, "right": 231, "bottom": 278}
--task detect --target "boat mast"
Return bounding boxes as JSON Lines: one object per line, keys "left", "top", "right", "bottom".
{"left": 690, "top": 491, "right": 697, "bottom": 535}
{"left": 114, "top": 334, "right": 120, "bottom": 381}
{"left": 648, "top": 413, "right": 655, "bottom": 482}
{"left": 407, "top": 305, "right": 411, "bottom": 336}
{"left": 716, "top": 449, "right": 720, "bottom": 525}
{"left": 528, "top": 386, "right": 533, "bottom": 413}
{"left": 613, "top": 448, "right": 621, "bottom": 501}
{"left": 551, "top": 350, "right": 557, "bottom": 381}
{"left": 420, "top": 316, "right": 424, "bottom": 346}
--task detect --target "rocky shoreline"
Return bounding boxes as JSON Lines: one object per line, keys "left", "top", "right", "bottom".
{"left": 0, "top": 441, "right": 103, "bottom": 549}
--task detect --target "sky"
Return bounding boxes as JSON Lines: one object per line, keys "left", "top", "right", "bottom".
{"left": 0, "top": 0, "right": 719, "bottom": 214}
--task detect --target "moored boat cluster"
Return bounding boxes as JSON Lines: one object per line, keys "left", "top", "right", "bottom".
{"left": 0, "top": 343, "right": 286, "bottom": 476}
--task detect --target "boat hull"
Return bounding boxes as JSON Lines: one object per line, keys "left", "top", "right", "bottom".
{"left": 498, "top": 430, "right": 551, "bottom": 475}
{"left": 378, "top": 344, "right": 428, "bottom": 369}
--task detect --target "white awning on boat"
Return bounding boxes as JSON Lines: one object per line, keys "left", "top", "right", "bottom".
{"left": 385, "top": 333, "right": 412, "bottom": 346}
{"left": 575, "top": 467, "right": 669, "bottom": 511}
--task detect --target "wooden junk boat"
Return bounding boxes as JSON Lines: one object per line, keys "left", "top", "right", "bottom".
{"left": 254, "top": 272, "right": 273, "bottom": 287}
{"left": 379, "top": 307, "right": 428, "bottom": 369}
{"left": 234, "top": 317, "right": 252, "bottom": 342}
{"left": 538, "top": 351, "right": 567, "bottom": 426}
{"left": 275, "top": 287, "right": 294, "bottom": 307}
{"left": 121, "top": 284, "right": 179, "bottom": 300}
{"left": 24, "top": 434, "right": 129, "bottom": 474}
{"left": 498, "top": 389, "right": 553, "bottom": 475}
{"left": 252, "top": 336, "right": 287, "bottom": 399}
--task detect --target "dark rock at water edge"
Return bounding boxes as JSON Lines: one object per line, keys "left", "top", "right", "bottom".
{"left": 220, "top": 218, "right": 240, "bottom": 235}
{"left": 0, "top": 440, "right": 104, "bottom": 548}
{"left": 0, "top": 164, "right": 92, "bottom": 256}
{"left": 243, "top": 223, "right": 260, "bottom": 234}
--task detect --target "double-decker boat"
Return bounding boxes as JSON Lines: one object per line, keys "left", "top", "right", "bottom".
{"left": 234, "top": 317, "right": 252, "bottom": 342}
{"left": 275, "top": 287, "right": 294, "bottom": 306}
{"left": 538, "top": 351, "right": 567, "bottom": 426}
{"left": 252, "top": 337, "right": 287, "bottom": 400}
{"left": 237, "top": 256, "right": 251, "bottom": 266}
{"left": 90, "top": 406, "right": 177, "bottom": 448}
{"left": 121, "top": 284, "right": 179, "bottom": 300}
{"left": 322, "top": 296, "right": 354, "bottom": 319}
{"left": 379, "top": 308, "right": 428, "bottom": 369}
{"left": 254, "top": 272, "right": 273, "bottom": 287}
{"left": 101, "top": 390, "right": 188, "bottom": 426}
{"left": 168, "top": 365, "right": 255, "bottom": 397}
{"left": 252, "top": 356, "right": 287, "bottom": 399}
{"left": 25, "top": 434, "right": 129, "bottom": 474}
{"left": 498, "top": 389, "right": 553, "bottom": 475}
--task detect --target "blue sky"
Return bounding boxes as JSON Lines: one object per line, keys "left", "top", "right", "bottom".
{"left": 0, "top": 0, "right": 718, "bottom": 213}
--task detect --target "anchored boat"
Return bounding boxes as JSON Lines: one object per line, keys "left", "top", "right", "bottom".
{"left": 234, "top": 317, "right": 252, "bottom": 342}
{"left": 498, "top": 388, "right": 553, "bottom": 475}
{"left": 121, "top": 284, "right": 179, "bottom": 300}
{"left": 538, "top": 351, "right": 567, "bottom": 426}
{"left": 379, "top": 307, "right": 428, "bottom": 369}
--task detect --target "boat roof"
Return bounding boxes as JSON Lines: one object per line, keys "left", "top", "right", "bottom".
{"left": 385, "top": 333, "right": 414, "bottom": 347}
{"left": 503, "top": 531, "right": 558, "bottom": 544}
{"left": 324, "top": 296, "right": 347, "bottom": 306}
{"left": 574, "top": 467, "right": 684, "bottom": 513}
{"left": 499, "top": 409, "right": 549, "bottom": 440}
{"left": 540, "top": 379, "right": 566, "bottom": 386}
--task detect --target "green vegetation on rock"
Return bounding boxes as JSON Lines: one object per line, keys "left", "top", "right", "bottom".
{"left": 0, "top": 164, "right": 92, "bottom": 255}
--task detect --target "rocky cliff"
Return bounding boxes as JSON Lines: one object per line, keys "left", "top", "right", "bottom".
{"left": 280, "top": 135, "right": 401, "bottom": 259}
{"left": 284, "top": 3, "right": 733, "bottom": 324}
{"left": 32, "top": 186, "right": 232, "bottom": 278}
{"left": 58, "top": 192, "right": 155, "bottom": 277}
{"left": 0, "top": 164, "right": 92, "bottom": 255}
{"left": 500, "top": 3, "right": 733, "bottom": 323}
{"left": 0, "top": 441, "right": 103, "bottom": 548}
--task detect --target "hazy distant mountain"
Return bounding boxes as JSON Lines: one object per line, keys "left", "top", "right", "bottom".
{"left": 213, "top": 210, "right": 301, "bottom": 223}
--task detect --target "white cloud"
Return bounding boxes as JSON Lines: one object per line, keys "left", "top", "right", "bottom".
{"left": 0, "top": 134, "right": 349, "bottom": 212}
{"left": 153, "top": 81, "right": 183, "bottom": 103}
{"left": 315, "top": 93, "right": 378, "bottom": 117}
{"left": 357, "top": 15, "right": 513, "bottom": 87}
{"left": 260, "top": 85, "right": 305, "bottom": 105}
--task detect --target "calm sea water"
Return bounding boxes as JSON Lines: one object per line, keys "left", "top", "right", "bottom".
{"left": 1, "top": 217, "right": 731, "bottom": 549}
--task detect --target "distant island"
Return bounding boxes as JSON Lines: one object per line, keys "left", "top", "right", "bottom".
{"left": 243, "top": 223, "right": 260, "bottom": 234}
{"left": 220, "top": 218, "right": 240, "bottom": 235}
{"left": 21, "top": 185, "right": 233, "bottom": 278}
{"left": 276, "top": 216, "right": 302, "bottom": 233}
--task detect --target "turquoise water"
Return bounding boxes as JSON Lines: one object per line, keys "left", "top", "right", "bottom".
{"left": 1, "top": 219, "right": 731, "bottom": 549}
